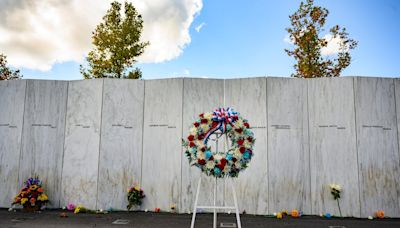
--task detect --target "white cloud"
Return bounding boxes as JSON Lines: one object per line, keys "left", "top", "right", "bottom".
{"left": 0, "top": 0, "right": 203, "bottom": 71}
{"left": 195, "top": 22, "right": 206, "bottom": 32}
{"left": 321, "top": 34, "right": 347, "bottom": 56}
{"left": 183, "top": 69, "right": 190, "bottom": 75}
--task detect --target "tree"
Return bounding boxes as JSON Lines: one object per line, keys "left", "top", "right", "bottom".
{"left": 0, "top": 54, "right": 22, "bottom": 80}
{"left": 285, "top": 0, "right": 358, "bottom": 78}
{"left": 80, "top": 1, "right": 149, "bottom": 79}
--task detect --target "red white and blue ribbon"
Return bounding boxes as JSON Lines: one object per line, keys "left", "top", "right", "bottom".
{"left": 204, "top": 107, "right": 238, "bottom": 144}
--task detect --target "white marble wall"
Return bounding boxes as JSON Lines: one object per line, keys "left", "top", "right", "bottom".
{"left": 97, "top": 79, "right": 144, "bottom": 210}
{"left": 0, "top": 80, "right": 26, "bottom": 207}
{"left": 181, "top": 78, "right": 224, "bottom": 213}
{"left": 61, "top": 79, "right": 104, "bottom": 209}
{"left": 267, "top": 78, "right": 310, "bottom": 214}
{"left": 355, "top": 77, "right": 400, "bottom": 217}
{"left": 308, "top": 77, "right": 360, "bottom": 217}
{"left": 141, "top": 79, "right": 183, "bottom": 211}
{"left": 1, "top": 77, "right": 400, "bottom": 217}
{"left": 19, "top": 80, "right": 68, "bottom": 208}
{"left": 224, "top": 78, "right": 268, "bottom": 215}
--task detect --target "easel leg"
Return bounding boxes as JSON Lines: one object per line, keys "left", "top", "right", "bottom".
{"left": 190, "top": 177, "right": 202, "bottom": 228}
{"left": 213, "top": 177, "right": 217, "bottom": 228}
{"left": 230, "top": 179, "right": 242, "bottom": 228}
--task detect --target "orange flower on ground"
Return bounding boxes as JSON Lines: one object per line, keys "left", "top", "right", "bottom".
{"left": 291, "top": 209, "right": 300, "bottom": 217}
{"left": 30, "top": 198, "right": 36, "bottom": 204}
{"left": 375, "top": 210, "right": 385, "bottom": 219}
{"left": 37, "top": 188, "right": 43, "bottom": 193}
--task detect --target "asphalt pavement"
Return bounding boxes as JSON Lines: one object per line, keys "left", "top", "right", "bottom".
{"left": 0, "top": 209, "right": 399, "bottom": 228}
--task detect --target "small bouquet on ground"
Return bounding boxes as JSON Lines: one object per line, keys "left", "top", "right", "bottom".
{"left": 329, "top": 183, "right": 342, "bottom": 217}
{"left": 375, "top": 210, "right": 385, "bottom": 219}
{"left": 127, "top": 184, "right": 145, "bottom": 211}
{"left": 12, "top": 176, "right": 49, "bottom": 212}
{"left": 74, "top": 204, "right": 94, "bottom": 214}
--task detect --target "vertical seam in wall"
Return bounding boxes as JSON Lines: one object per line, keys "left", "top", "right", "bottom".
{"left": 59, "top": 81, "right": 69, "bottom": 208}
{"left": 392, "top": 79, "right": 400, "bottom": 212}
{"left": 265, "top": 77, "right": 270, "bottom": 214}
{"left": 306, "top": 79, "right": 312, "bottom": 214}
{"left": 352, "top": 77, "right": 362, "bottom": 217}
{"left": 17, "top": 80, "right": 28, "bottom": 194}
{"left": 223, "top": 79, "right": 226, "bottom": 207}
{"left": 95, "top": 79, "right": 105, "bottom": 210}
{"left": 180, "top": 78, "right": 185, "bottom": 213}
{"left": 140, "top": 80, "right": 146, "bottom": 187}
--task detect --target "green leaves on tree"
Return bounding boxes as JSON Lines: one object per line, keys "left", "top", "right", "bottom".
{"left": 285, "top": 0, "right": 358, "bottom": 78}
{"left": 80, "top": 1, "right": 149, "bottom": 79}
{"left": 0, "top": 54, "right": 22, "bottom": 80}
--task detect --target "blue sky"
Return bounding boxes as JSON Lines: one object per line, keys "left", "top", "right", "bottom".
{"left": 5, "top": 0, "right": 400, "bottom": 80}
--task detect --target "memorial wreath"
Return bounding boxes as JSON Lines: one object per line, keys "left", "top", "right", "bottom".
{"left": 183, "top": 107, "right": 255, "bottom": 178}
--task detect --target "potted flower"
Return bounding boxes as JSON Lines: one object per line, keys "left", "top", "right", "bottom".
{"left": 127, "top": 185, "right": 145, "bottom": 211}
{"left": 12, "top": 176, "right": 49, "bottom": 212}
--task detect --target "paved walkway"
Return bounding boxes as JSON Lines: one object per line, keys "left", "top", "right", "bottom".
{"left": 1, "top": 209, "right": 399, "bottom": 228}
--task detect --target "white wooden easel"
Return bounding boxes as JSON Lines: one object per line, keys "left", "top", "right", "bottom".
{"left": 190, "top": 132, "right": 242, "bottom": 228}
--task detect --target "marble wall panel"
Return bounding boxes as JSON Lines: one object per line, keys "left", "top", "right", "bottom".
{"left": 142, "top": 79, "right": 183, "bottom": 211}
{"left": 224, "top": 78, "right": 268, "bottom": 215}
{"left": 267, "top": 78, "right": 310, "bottom": 214}
{"left": 308, "top": 77, "right": 360, "bottom": 217}
{"left": 0, "top": 80, "right": 26, "bottom": 207}
{"left": 19, "top": 80, "right": 68, "bottom": 208}
{"left": 97, "top": 79, "right": 144, "bottom": 210}
{"left": 355, "top": 77, "right": 400, "bottom": 217}
{"left": 61, "top": 79, "right": 103, "bottom": 209}
{"left": 181, "top": 78, "right": 224, "bottom": 213}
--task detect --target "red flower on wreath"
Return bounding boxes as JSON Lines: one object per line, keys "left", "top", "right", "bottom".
{"left": 188, "top": 135, "right": 194, "bottom": 141}
{"left": 198, "top": 159, "right": 206, "bottom": 165}
{"left": 247, "top": 137, "right": 253, "bottom": 142}
{"left": 201, "top": 119, "right": 208, "bottom": 124}
{"left": 220, "top": 158, "right": 227, "bottom": 165}
{"left": 237, "top": 139, "right": 244, "bottom": 146}
{"left": 239, "top": 147, "right": 246, "bottom": 153}
{"left": 194, "top": 122, "right": 200, "bottom": 127}
{"left": 198, "top": 134, "right": 205, "bottom": 140}
{"left": 235, "top": 128, "right": 243, "bottom": 134}
{"left": 244, "top": 122, "right": 250, "bottom": 128}
{"left": 189, "top": 142, "right": 195, "bottom": 147}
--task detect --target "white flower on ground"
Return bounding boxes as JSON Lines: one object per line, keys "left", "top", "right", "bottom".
{"left": 330, "top": 184, "right": 342, "bottom": 192}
